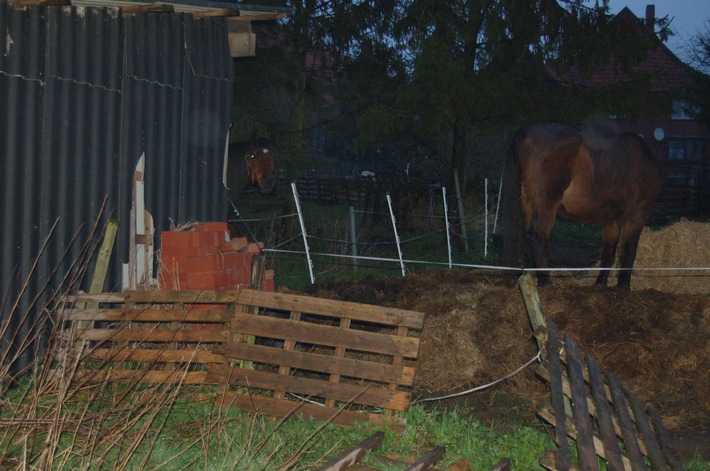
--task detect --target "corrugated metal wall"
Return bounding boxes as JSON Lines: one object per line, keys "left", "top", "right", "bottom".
{"left": 0, "top": 3, "right": 234, "bottom": 375}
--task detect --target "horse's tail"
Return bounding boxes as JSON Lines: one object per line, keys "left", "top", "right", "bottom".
{"left": 501, "top": 127, "right": 526, "bottom": 271}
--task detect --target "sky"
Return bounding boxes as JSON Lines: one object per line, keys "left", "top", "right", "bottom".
{"left": 607, "top": 0, "right": 710, "bottom": 60}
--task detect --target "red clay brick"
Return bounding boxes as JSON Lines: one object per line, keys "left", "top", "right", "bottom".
{"left": 186, "top": 271, "right": 218, "bottom": 290}
{"left": 161, "top": 231, "right": 197, "bottom": 250}
{"left": 219, "top": 237, "right": 248, "bottom": 253}
{"left": 183, "top": 255, "right": 221, "bottom": 273}
{"left": 227, "top": 267, "right": 250, "bottom": 285}
{"left": 194, "top": 222, "right": 228, "bottom": 232}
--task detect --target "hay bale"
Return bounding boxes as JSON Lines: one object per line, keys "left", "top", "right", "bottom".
{"left": 631, "top": 219, "right": 710, "bottom": 294}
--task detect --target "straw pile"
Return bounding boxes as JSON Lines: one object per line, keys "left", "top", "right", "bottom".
{"left": 632, "top": 219, "right": 710, "bottom": 294}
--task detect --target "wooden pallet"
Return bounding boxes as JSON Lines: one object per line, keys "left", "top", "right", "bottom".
{"left": 59, "top": 289, "right": 425, "bottom": 428}
{"left": 206, "top": 289, "right": 425, "bottom": 428}
{"left": 536, "top": 321, "right": 685, "bottom": 471}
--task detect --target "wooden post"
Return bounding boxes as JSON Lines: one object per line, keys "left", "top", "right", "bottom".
{"left": 349, "top": 206, "right": 358, "bottom": 272}
{"left": 518, "top": 274, "right": 547, "bottom": 354}
{"left": 453, "top": 169, "right": 469, "bottom": 253}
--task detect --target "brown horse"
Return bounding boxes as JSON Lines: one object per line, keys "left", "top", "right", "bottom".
{"left": 501, "top": 123, "right": 660, "bottom": 289}
{"left": 226, "top": 134, "right": 277, "bottom": 236}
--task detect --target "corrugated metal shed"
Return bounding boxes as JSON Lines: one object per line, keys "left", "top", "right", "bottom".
{"left": 0, "top": 1, "right": 243, "bottom": 376}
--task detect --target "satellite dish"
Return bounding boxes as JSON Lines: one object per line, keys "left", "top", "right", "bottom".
{"left": 654, "top": 128, "right": 665, "bottom": 141}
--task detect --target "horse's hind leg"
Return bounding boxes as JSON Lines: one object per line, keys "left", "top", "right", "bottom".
{"left": 528, "top": 212, "right": 556, "bottom": 286}
{"left": 596, "top": 223, "right": 620, "bottom": 286}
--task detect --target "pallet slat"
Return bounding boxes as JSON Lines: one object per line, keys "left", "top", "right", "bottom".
{"left": 234, "top": 289, "right": 425, "bottom": 328}
{"left": 547, "top": 323, "right": 571, "bottom": 470}
{"left": 86, "top": 348, "right": 224, "bottom": 364}
{"left": 586, "top": 354, "right": 625, "bottom": 471}
{"left": 231, "top": 312, "right": 421, "bottom": 358}
{"left": 66, "top": 308, "right": 225, "bottom": 323}
{"left": 606, "top": 373, "right": 648, "bottom": 471}
{"left": 224, "top": 343, "right": 417, "bottom": 386}
{"left": 627, "top": 390, "right": 671, "bottom": 471}
{"left": 215, "top": 391, "right": 406, "bottom": 428}
{"left": 73, "top": 328, "right": 227, "bottom": 343}
{"left": 207, "top": 365, "right": 411, "bottom": 410}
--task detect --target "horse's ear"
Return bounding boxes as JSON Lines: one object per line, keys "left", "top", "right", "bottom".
{"left": 268, "top": 133, "right": 275, "bottom": 143}
{"left": 250, "top": 130, "right": 259, "bottom": 142}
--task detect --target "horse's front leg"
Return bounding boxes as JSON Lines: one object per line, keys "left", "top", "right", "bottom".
{"left": 596, "top": 223, "right": 620, "bottom": 286}
{"left": 615, "top": 224, "right": 644, "bottom": 289}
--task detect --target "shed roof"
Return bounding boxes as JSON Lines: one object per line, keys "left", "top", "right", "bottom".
{"left": 15, "top": 0, "right": 291, "bottom": 19}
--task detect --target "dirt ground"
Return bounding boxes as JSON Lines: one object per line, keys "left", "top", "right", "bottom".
{"left": 303, "top": 258, "right": 710, "bottom": 460}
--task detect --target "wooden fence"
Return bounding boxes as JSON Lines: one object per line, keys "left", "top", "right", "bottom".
{"left": 60, "top": 289, "right": 425, "bottom": 428}
{"left": 519, "top": 275, "right": 685, "bottom": 471}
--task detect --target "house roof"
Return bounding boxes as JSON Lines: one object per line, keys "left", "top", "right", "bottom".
{"left": 555, "top": 6, "right": 693, "bottom": 92}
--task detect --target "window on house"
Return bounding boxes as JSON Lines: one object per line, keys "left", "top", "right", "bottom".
{"left": 668, "top": 138, "right": 703, "bottom": 161}
{"left": 671, "top": 100, "right": 699, "bottom": 120}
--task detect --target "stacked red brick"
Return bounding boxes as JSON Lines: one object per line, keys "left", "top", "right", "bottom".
{"left": 160, "top": 222, "right": 275, "bottom": 292}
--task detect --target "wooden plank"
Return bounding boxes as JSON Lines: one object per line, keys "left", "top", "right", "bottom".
{"left": 607, "top": 373, "right": 648, "bottom": 471}
{"left": 273, "top": 310, "right": 301, "bottom": 398}
{"left": 86, "top": 348, "right": 224, "bottom": 364}
{"left": 230, "top": 313, "right": 421, "bottom": 358}
{"left": 518, "top": 274, "right": 548, "bottom": 353}
{"left": 70, "top": 369, "right": 209, "bottom": 385}
{"left": 212, "top": 365, "right": 411, "bottom": 411}
{"left": 627, "top": 391, "right": 671, "bottom": 471}
{"left": 403, "top": 445, "right": 445, "bottom": 471}
{"left": 315, "top": 432, "right": 383, "bottom": 471}
{"left": 234, "top": 289, "right": 426, "bottom": 329}
{"left": 564, "top": 335, "right": 597, "bottom": 470}
{"left": 74, "top": 328, "right": 227, "bottom": 343}
{"left": 538, "top": 406, "right": 633, "bottom": 471}
{"left": 68, "top": 290, "right": 241, "bottom": 305}
{"left": 66, "top": 308, "right": 225, "bottom": 323}
{"left": 89, "top": 219, "right": 119, "bottom": 295}
{"left": 68, "top": 289, "right": 425, "bottom": 328}
{"left": 648, "top": 408, "right": 684, "bottom": 471}
{"left": 540, "top": 450, "right": 581, "bottom": 471}
{"left": 327, "top": 317, "right": 351, "bottom": 409}
{"left": 586, "top": 354, "right": 625, "bottom": 471}
{"left": 546, "top": 322, "right": 571, "bottom": 470}
{"left": 215, "top": 392, "right": 405, "bottom": 428}
{"left": 224, "top": 343, "right": 416, "bottom": 386}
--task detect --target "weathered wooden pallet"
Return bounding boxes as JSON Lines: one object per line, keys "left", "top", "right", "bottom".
{"left": 206, "top": 289, "right": 425, "bottom": 428}
{"left": 536, "top": 320, "right": 685, "bottom": 471}
{"left": 314, "top": 432, "right": 511, "bottom": 471}
{"left": 58, "top": 289, "right": 425, "bottom": 428}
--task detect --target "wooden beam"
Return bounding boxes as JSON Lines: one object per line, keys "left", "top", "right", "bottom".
{"left": 121, "top": 4, "right": 174, "bottom": 14}
{"left": 231, "top": 13, "right": 288, "bottom": 22}
{"left": 192, "top": 9, "right": 238, "bottom": 18}
{"left": 229, "top": 31, "right": 256, "bottom": 58}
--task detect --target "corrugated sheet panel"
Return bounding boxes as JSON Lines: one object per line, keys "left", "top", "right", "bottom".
{"left": 0, "top": 2, "right": 234, "bottom": 376}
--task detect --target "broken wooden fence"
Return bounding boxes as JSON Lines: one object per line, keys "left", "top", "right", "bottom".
{"left": 61, "top": 289, "right": 425, "bottom": 427}
{"left": 535, "top": 321, "right": 684, "bottom": 471}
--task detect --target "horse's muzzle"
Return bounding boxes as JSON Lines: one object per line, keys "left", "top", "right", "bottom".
{"left": 258, "top": 177, "right": 276, "bottom": 193}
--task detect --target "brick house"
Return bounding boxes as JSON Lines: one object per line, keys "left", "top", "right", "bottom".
{"left": 557, "top": 5, "right": 709, "bottom": 219}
